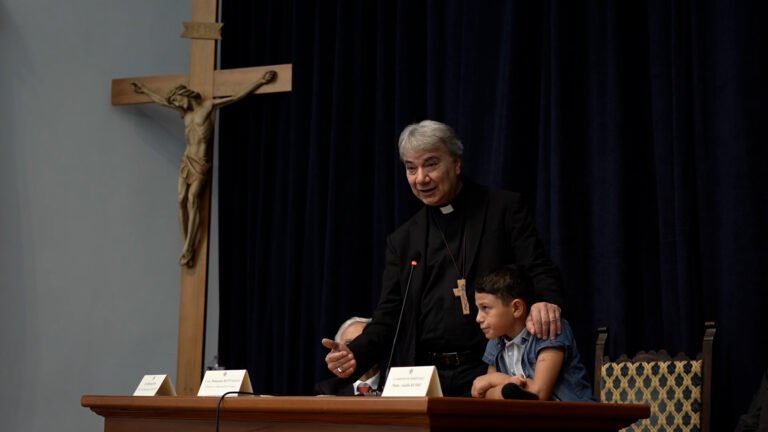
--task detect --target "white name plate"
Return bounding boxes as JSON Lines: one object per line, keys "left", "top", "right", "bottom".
{"left": 382, "top": 366, "right": 443, "bottom": 397}
{"left": 133, "top": 374, "right": 177, "bottom": 396}
{"left": 197, "top": 369, "right": 253, "bottom": 396}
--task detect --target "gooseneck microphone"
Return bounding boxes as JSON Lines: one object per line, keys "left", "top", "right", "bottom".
{"left": 384, "top": 253, "right": 420, "bottom": 385}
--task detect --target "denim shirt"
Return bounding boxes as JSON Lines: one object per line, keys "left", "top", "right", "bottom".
{"left": 482, "top": 319, "right": 594, "bottom": 402}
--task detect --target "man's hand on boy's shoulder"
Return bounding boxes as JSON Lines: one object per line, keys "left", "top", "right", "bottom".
{"left": 526, "top": 302, "right": 562, "bottom": 340}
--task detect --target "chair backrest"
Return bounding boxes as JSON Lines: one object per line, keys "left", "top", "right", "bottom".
{"left": 594, "top": 322, "right": 715, "bottom": 432}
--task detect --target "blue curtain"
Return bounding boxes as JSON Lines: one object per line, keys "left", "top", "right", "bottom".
{"left": 216, "top": 1, "right": 768, "bottom": 429}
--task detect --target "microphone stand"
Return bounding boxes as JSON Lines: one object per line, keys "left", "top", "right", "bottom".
{"left": 383, "top": 258, "right": 419, "bottom": 388}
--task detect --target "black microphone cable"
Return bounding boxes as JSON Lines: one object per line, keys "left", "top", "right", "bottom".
{"left": 215, "top": 391, "right": 258, "bottom": 432}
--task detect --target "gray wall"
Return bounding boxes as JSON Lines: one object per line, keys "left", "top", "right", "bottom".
{"left": 0, "top": 1, "right": 220, "bottom": 430}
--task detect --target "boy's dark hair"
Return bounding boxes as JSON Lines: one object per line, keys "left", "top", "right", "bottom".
{"left": 474, "top": 264, "right": 535, "bottom": 308}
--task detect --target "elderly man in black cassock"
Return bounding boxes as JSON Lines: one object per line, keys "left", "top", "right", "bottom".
{"left": 322, "top": 120, "right": 564, "bottom": 396}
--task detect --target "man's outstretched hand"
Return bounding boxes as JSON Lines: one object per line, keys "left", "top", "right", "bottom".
{"left": 322, "top": 338, "right": 357, "bottom": 378}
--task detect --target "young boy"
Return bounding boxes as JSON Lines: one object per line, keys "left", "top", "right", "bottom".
{"left": 471, "top": 264, "right": 593, "bottom": 401}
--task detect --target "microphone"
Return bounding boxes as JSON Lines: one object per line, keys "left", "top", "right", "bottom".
{"left": 384, "top": 253, "right": 420, "bottom": 386}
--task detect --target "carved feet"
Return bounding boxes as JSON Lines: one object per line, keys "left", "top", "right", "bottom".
{"left": 179, "top": 247, "right": 194, "bottom": 267}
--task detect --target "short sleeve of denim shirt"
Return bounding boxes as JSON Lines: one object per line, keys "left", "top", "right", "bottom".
{"left": 531, "top": 323, "right": 574, "bottom": 358}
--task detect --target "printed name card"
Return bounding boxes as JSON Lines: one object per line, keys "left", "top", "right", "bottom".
{"left": 197, "top": 369, "right": 253, "bottom": 396}
{"left": 382, "top": 366, "right": 443, "bottom": 397}
{"left": 133, "top": 374, "right": 177, "bottom": 396}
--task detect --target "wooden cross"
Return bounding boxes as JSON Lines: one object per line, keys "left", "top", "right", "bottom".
{"left": 111, "top": 0, "right": 291, "bottom": 395}
{"left": 453, "top": 278, "right": 470, "bottom": 315}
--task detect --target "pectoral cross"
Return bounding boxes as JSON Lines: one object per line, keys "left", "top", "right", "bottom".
{"left": 453, "top": 278, "right": 470, "bottom": 315}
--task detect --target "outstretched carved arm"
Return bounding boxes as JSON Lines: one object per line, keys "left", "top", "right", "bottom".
{"left": 212, "top": 70, "right": 277, "bottom": 109}
{"left": 130, "top": 82, "right": 173, "bottom": 108}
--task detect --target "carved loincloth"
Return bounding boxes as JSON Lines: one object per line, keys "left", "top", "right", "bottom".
{"left": 179, "top": 154, "right": 211, "bottom": 184}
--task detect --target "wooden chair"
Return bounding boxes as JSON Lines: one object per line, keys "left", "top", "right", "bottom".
{"left": 594, "top": 321, "right": 715, "bottom": 432}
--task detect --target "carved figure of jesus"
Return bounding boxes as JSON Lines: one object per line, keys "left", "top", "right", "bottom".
{"left": 131, "top": 70, "right": 276, "bottom": 266}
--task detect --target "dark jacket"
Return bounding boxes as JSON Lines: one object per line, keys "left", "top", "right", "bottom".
{"left": 314, "top": 376, "right": 355, "bottom": 396}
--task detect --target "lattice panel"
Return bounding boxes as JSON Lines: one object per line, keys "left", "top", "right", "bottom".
{"left": 601, "top": 360, "right": 703, "bottom": 432}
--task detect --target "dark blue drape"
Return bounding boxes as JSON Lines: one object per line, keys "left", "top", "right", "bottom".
{"left": 216, "top": 1, "right": 768, "bottom": 429}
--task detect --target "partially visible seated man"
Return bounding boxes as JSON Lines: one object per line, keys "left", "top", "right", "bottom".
{"left": 315, "top": 317, "right": 380, "bottom": 396}
{"left": 471, "top": 265, "right": 593, "bottom": 401}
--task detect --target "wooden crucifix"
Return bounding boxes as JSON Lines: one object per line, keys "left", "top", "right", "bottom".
{"left": 111, "top": 0, "right": 291, "bottom": 395}
{"left": 453, "top": 278, "right": 470, "bottom": 315}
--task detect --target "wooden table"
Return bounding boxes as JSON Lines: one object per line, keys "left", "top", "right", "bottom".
{"left": 81, "top": 395, "right": 650, "bottom": 431}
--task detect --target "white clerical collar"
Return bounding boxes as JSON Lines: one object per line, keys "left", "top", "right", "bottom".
{"left": 439, "top": 204, "right": 455, "bottom": 214}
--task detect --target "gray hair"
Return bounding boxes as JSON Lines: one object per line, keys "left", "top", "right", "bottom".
{"left": 398, "top": 120, "right": 464, "bottom": 160}
{"left": 334, "top": 316, "right": 372, "bottom": 342}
